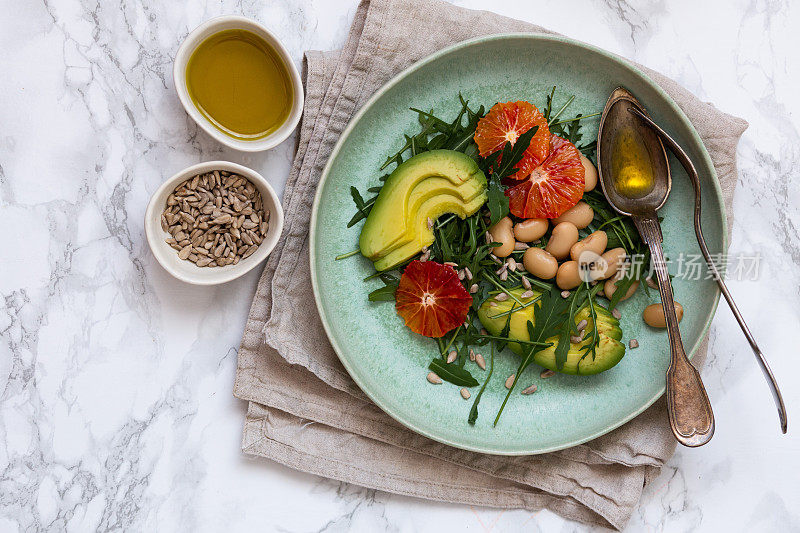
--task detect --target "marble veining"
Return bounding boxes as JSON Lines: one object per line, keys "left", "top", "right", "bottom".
{"left": 1, "top": 0, "right": 799, "bottom": 531}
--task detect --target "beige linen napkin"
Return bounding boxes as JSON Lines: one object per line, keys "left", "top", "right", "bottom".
{"left": 234, "top": 0, "right": 747, "bottom": 528}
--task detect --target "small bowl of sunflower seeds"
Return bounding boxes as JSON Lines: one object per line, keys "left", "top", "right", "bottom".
{"left": 145, "top": 161, "right": 283, "bottom": 285}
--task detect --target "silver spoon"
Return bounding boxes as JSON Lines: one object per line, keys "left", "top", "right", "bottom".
{"left": 628, "top": 106, "right": 787, "bottom": 434}
{"left": 597, "top": 87, "right": 715, "bottom": 447}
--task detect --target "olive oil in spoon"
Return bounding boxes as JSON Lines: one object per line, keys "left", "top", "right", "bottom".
{"left": 609, "top": 125, "right": 656, "bottom": 199}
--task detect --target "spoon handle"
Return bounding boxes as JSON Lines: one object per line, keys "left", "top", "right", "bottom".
{"left": 629, "top": 107, "right": 787, "bottom": 434}
{"left": 634, "top": 215, "right": 715, "bottom": 447}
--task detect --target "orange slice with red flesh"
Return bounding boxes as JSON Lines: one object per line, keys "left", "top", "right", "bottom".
{"left": 473, "top": 101, "right": 551, "bottom": 179}
{"left": 505, "top": 135, "right": 585, "bottom": 219}
{"left": 395, "top": 260, "right": 473, "bottom": 338}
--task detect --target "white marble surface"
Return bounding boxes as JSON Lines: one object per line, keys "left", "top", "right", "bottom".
{"left": 1, "top": 0, "right": 799, "bottom": 531}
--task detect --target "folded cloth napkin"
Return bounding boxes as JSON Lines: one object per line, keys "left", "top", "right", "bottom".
{"left": 234, "top": 0, "right": 747, "bottom": 528}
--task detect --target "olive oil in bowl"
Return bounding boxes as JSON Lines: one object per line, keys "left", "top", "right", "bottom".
{"left": 186, "top": 29, "right": 293, "bottom": 140}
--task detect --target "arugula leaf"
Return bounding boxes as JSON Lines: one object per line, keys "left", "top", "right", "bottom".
{"left": 468, "top": 342, "right": 494, "bottom": 425}
{"left": 367, "top": 274, "right": 399, "bottom": 302}
{"left": 367, "top": 284, "right": 397, "bottom": 302}
{"left": 607, "top": 275, "right": 636, "bottom": 310}
{"left": 543, "top": 86, "right": 556, "bottom": 122}
{"left": 347, "top": 187, "right": 377, "bottom": 227}
{"left": 493, "top": 126, "right": 539, "bottom": 179}
{"left": 493, "top": 287, "right": 569, "bottom": 426}
{"left": 486, "top": 180, "right": 510, "bottom": 226}
{"left": 429, "top": 359, "right": 479, "bottom": 387}
{"left": 554, "top": 285, "right": 584, "bottom": 370}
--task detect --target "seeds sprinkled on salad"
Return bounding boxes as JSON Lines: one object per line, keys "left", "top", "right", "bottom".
{"left": 427, "top": 372, "right": 442, "bottom": 384}
{"left": 540, "top": 369, "right": 556, "bottom": 379}
{"left": 460, "top": 388, "right": 471, "bottom": 399}
{"left": 521, "top": 384, "right": 538, "bottom": 395}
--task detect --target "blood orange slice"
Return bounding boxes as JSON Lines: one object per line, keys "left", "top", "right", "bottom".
{"left": 395, "top": 260, "right": 472, "bottom": 338}
{"left": 505, "top": 135, "right": 585, "bottom": 219}
{"left": 473, "top": 101, "right": 551, "bottom": 179}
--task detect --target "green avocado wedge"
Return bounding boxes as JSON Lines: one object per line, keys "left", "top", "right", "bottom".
{"left": 477, "top": 289, "right": 626, "bottom": 375}
{"left": 359, "top": 149, "right": 487, "bottom": 268}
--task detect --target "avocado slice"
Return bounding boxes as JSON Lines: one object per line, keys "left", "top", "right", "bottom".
{"left": 372, "top": 193, "right": 487, "bottom": 271}
{"left": 359, "top": 150, "right": 487, "bottom": 266}
{"left": 362, "top": 175, "right": 484, "bottom": 259}
{"left": 477, "top": 289, "right": 626, "bottom": 376}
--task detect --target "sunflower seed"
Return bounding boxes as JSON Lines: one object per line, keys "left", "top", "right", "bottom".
{"left": 475, "top": 353, "right": 486, "bottom": 370}
{"left": 469, "top": 348, "right": 476, "bottom": 361}
{"left": 464, "top": 267, "right": 473, "bottom": 280}
{"left": 499, "top": 270, "right": 508, "bottom": 281}
{"left": 460, "top": 388, "right": 471, "bottom": 399}
{"left": 178, "top": 245, "right": 192, "bottom": 260}
{"left": 495, "top": 292, "right": 509, "bottom": 302}
{"left": 212, "top": 214, "right": 232, "bottom": 225}
{"left": 629, "top": 339, "right": 639, "bottom": 349}
{"left": 426, "top": 372, "right": 442, "bottom": 384}
{"left": 447, "top": 350, "right": 458, "bottom": 364}
{"left": 505, "top": 374, "right": 516, "bottom": 389}
{"left": 521, "top": 384, "right": 538, "bottom": 395}
{"left": 570, "top": 335, "right": 583, "bottom": 343}
{"left": 514, "top": 242, "right": 529, "bottom": 251}
{"left": 612, "top": 308, "right": 622, "bottom": 319}
{"left": 444, "top": 261, "right": 458, "bottom": 267}
{"left": 521, "top": 290, "right": 534, "bottom": 299}
{"left": 576, "top": 319, "right": 588, "bottom": 331}
{"left": 561, "top": 290, "right": 571, "bottom": 298}
{"left": 469, "top": 284, "right": 479, "bottom": 294}
{"left": 540, "top": 369, "right": 555, "bottom": 378}
{"left": 506, "top": 257, "right": 517, "bottom": 271}
{"left": 458, "top": 270, "right": 466, "bottom": 280}
{"left": 521, "top": 276, "right": 532, "bottom": 290}
{"left": 162, "top": 171, "right": 270, "bottom": 268}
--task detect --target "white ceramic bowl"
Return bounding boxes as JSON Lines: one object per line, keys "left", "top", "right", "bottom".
{"left": 173, "top": 16, "right": 304, "bottom": 152}
{"left": 145, "top": 161, "right": 284, "bottom": 285}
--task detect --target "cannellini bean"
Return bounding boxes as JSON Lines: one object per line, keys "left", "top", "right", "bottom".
{"left": 522, "top": 247, "right": 558, "bottom": 280}
{"left": 581, "top": 154, "right": 598, "bottom": 192}
{"left": 593, "top": 247, "right": 627, "bottom": 280}
{"left": 642, "top": 302, "right": 684, "bottom": 328}
{"left": 556, "top": 260, "right": 582, "bottom": 290}
{"left": 487, "top": 216, "right": 515, "bottom": 258}
{"left": 553, "top": 202, "right": 594, "bottom": 229}
{"left": 569, "top": 230, "right": 608, "bottom": 262}
{"left": 513, "top": 218, "right": 549, "bottom": 242}
{"left": 545, "top": 222, "right": 579, "bottom": 260}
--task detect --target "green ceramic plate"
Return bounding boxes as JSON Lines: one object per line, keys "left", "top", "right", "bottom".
{"left": 310, "top": 34, "right": 724, "bottom": 455}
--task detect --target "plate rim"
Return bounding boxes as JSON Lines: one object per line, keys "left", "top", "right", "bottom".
{"left": 309, "top": 32, "right": 726, "bottom": 455}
